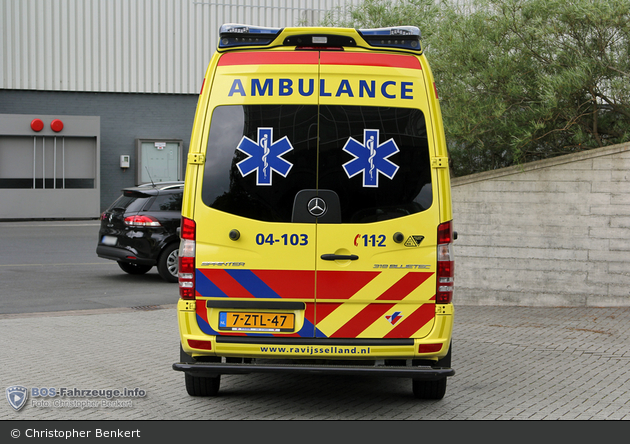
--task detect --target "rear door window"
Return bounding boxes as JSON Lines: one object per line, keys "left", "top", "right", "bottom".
{"left": 201, "top": 104, "right": 432, "bottom": 222}
{"left": 318, "top": 105, "right": 432, "bottom": 223}
{"left": 202, "top": 104, "right": 318, "bottom": 222}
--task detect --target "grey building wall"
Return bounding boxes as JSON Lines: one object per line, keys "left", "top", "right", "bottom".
{"left": 451, "top": 142, "right": 630, "bottom": 307}
{"left": 0, "top": 90, "right": 197, "bottom": 212}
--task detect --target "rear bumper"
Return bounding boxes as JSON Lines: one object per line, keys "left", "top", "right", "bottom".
{"left": 96, "top": 245, "right": 155, "bottom": 266}
{"left": 173, "top": 361, "right": 454, "bottom": 379}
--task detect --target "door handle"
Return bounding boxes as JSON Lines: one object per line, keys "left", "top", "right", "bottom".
{"left": 321, "top": 254, "right": 359, "bottom": 261}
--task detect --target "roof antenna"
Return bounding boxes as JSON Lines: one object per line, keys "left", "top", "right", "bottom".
{"left": 145, "top": 167, "right": 156, "bottom": 188}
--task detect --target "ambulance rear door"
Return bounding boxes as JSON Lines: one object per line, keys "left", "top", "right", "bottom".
{"left": 194, "top": 51, "right": 321, "bottom": 340}
{"left": 310, "top": 51, "right": 440, "bottom": 340}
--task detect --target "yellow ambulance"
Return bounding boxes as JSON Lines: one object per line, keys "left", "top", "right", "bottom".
{"left": 173, "top": 24, "right": 455, "bottom": 400}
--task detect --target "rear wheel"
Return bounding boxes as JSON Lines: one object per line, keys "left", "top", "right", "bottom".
{"left": 412, "top": 341, "right": 451, "bottom": 400}
{"left": 157, "top": 243, "right": 179, "bottom": 283}
{"left": 185, "top": 373, "right": 221, "bottom": 397}
{"left": 180, "top": 344, "right": 221, "bottom": 396}
{"left": 412, "top": 377, "right": 447, "bottom": 400}
{"left": 117, "top": 261, "right": 152, "bottom": 275}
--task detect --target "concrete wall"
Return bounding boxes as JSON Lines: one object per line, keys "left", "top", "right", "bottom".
{"left": 451, "top": 142, "right": 630, "bottom": 307}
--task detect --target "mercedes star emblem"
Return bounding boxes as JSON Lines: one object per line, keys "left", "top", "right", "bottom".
{"left": 307, "top": 197, "right": 327, "bottom": 217}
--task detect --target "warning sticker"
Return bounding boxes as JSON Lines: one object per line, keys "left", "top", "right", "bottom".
{"left": 404, "top": 235, "right": 425, "bottom": 247}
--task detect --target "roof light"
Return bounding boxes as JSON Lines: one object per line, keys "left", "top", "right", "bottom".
{"left": 217, "top": 24, "right": 422, "bottom": 52}
{"left": 219, "top": 23, "right": 281, "bottom": 49}
{"left": 358, "top": 26, "right": 422, "bottom": 52}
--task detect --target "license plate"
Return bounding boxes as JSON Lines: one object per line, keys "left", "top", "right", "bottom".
{"left": 101, "top": 235, "right": 117, "bottom": 246}
{"left": 219, "top": 312, "right": 295, "bottom": 332}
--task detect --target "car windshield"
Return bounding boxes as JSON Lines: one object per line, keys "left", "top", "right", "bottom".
{"left": 202, "top": 104, "right": 432, "bottom": 223}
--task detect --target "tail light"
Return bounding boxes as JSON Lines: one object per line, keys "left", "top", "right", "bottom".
{"left": 188, "top": 339, "right": 213, "bottom": 351}
{"left": 436, "top": 221, "right": 454, "bottom": 304}
{"left": 418, "top": 343, "right": 443, "bottom": 354}
{"left": 179, "top": 217, "right": 196, "bottom": 300}
{"left": 124, "top": 215, "right": 161, "bottom": 227}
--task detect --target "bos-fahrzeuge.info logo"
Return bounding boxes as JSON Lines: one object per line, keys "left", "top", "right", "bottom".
{"left": 6, "top": 385, "right": 146, "bottom": 411}
{"left": 6, "top": 386, "right": 28, "bottom": 411}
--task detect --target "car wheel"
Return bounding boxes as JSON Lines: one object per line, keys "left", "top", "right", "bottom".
{"left": 157, "top": 243, "right": 179, "bottom": 283}
{"left": 117, "top": 261, "right": 152, "bottom": 275}
{"left": 185, "top": 373, "right": 221, "bottom": 397}
{"left": 412, "top": 377, "right": 447, "bottom": 400}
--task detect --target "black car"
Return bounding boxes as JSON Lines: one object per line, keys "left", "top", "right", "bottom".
{"left": 96, "top": 182, "right": 183, "bottom": 282}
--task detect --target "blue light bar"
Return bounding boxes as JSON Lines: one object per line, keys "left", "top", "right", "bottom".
{"left": 219, "top": 24, "right": 282, "bottom": 49}
{"left": 358, "top": 26, "right": 422, "bottom": 52}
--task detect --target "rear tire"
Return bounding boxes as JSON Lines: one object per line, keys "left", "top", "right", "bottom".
{"left": 412, "top": 378, "right": 447, "bottom": 400}
{"left": 117, "top": 261, "right": 152, "bottom": 275}
{"left": 157, "top": 243, "right": 179, "bottom": 283}
{"left": 412, "top": 341, "right": 452, "bottom": 400}
{"left": 185, "top": 373, "right": 221, "bottom": 397}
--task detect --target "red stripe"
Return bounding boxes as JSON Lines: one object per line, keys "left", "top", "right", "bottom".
{"left": 384, "top": 303, "right": 435, "bottom": 338}
{"left": 376, "top": 272, "right": 433, "bottom": 301}
{"left": 316, "top": 270, "right": 379, "bottom": 300}
{"left": 196, "top": 300, "right": 210, "bottom": 325}
{"left": 321, "top": 52, "right": 421, "bottom": 69}
{"left": 329, "top": 303, "right": 395, "bottom": 338}
{"left": 218, "top": 51, "right": 319, "bottom": 66}
{"left": 314, "top": 302, "right": 342, "bottom": 324}
{"left": 253, "top": 270, "right": 315, "bottom": 299}
{"left": 218, "top": 51, "right": 420, "bottom": 70}
{"left": 200, "top": 269, "right": 254, "bottom": 298}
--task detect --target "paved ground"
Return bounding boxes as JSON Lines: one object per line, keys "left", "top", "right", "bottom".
{"left": 1, "top": 304, "right": 628, "bottom": 420}
{"left": 0, "top": 220, "right": 179, "bottom": 314}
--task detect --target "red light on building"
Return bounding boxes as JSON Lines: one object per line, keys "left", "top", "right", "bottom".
{"left": 51, "top": 119, "right": 64, "bottom": 132}
{"left": 31, "top": 119, "right": 44, "bottom": 132}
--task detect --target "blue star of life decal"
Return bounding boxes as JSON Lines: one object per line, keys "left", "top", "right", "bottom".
{"left": 236, "top": 127, "right": 294, "bottom": 186}
{"left": 342, "top": 129, "right": 400, "bottom": 187}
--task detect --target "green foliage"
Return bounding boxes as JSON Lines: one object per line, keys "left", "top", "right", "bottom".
{"left": 322, "top": 0, "right": 630, "bottom": 176}
{"left": 320, "top": 0, "right": 441, "bottom": 49}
